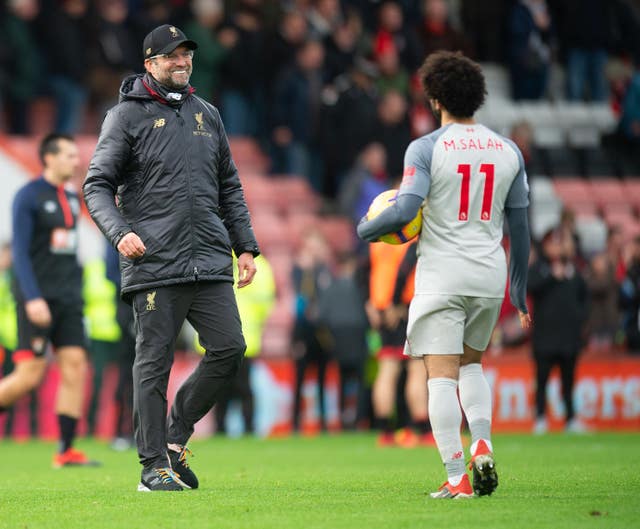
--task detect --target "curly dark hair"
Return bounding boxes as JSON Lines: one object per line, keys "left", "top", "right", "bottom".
{"left": 418, "top": 51, "right": 486, "bottom": 118}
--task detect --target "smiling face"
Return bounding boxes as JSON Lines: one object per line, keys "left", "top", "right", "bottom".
{"left": 144, "top": 44, "right": 193, "bottom": 89}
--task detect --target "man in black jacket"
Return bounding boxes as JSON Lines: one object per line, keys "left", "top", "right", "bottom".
{"left": 84, "top": 24, "right": 259, "bottom": 492}
{"left": 528, "top": 229, "right": 588, "bottom": 434}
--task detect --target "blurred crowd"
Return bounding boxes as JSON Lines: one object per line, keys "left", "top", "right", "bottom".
{"left": 2, "top": 0, "right": 640, "bottom": 199}
{"left": 1, "top": 0, "right": 640, "bottom": 438}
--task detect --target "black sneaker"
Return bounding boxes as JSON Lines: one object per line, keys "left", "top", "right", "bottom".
{"left": 168, "top": 446, "right": 199, "bottom": 489}
{"left": 137, "top": 467, "right": 184, "bottom": 492}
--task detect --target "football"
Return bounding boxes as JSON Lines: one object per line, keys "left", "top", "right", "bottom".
{"left": 367, "top": 189, "right": 422, "bottom": 244}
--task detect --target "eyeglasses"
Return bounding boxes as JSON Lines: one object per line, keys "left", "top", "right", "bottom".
{"left": 149, "top": 49, "right": 194, "bottom": 62}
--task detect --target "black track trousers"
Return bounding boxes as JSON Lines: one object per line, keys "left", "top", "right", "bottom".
{"left": 131, "top": 281, "right": 246, "bottom": 468}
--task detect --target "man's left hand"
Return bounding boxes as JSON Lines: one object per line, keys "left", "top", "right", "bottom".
{"left": 237, "top": 252, "right": 257, "bottom": 288}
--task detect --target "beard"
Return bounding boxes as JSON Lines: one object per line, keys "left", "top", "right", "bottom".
{"left": 165, "top": 73, "right": 191, "bottom": 89}
{"left": 156, "top": 67, "right": 192, "bottom": 89}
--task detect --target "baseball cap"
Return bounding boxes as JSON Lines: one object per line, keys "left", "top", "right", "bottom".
{"left": 143, "top": 24, "right": 198, "bottom": 59}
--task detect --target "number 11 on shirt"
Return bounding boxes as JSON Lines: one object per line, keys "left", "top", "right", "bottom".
{"left": 457, "top": 163, "right": 495, "bottom": 221}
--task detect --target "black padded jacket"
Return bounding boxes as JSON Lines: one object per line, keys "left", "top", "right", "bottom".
{"left": 84, "top": 74, "right": 259, "bottom": 300}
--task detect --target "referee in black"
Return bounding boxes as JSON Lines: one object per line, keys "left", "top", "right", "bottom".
{"left": 84, "top": 25, "right": 259, "bottom": 492}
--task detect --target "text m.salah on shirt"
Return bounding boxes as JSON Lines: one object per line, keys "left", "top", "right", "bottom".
{"left": 443, "top": 137, "right": 504, "bottom": 151}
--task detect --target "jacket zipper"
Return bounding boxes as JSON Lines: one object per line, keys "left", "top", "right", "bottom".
{"left": 176, "top": 107, "right": 199, "bottom": 280}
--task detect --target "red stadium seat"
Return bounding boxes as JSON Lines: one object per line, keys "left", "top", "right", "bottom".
{"left": 317, "top": 216, "right": 357, "bottom": 254}
{"left": 622, "top": 179, "right": 640, "bottom": 213}
{"left": 588, "top": 179, "right": 626, "bottom": 208}
{"left": 270, "top": 176, "right": 321, "bottom": 215}
{"left": 251, "top": 212, "right": 291, "bottom": 253}
{"left": 552, "top": 178, "right": 594, "bottom": 209}
{"left": 229, "top": 137, "right": 270, "bottom": 174}
{"left": 243, "top": 176, "right": 280, "bottom": 214}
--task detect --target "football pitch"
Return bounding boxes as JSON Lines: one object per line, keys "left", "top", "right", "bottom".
{"left": 0, "top": 433, "right": 637, "bottom": 529}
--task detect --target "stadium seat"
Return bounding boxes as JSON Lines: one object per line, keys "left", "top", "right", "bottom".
{"left": 552, "top": 177, "right": 593, "bottom": 205}
{"left": 265, "top": 250, "right": 294, "bottom": 297}
{"left": 575, "top": 149, "right": 617, "bottom": 177}
{"left": 530, "top": 177, "right": 559, "bottom": 202}
{"left": 229, "top": 137, "right": 270, "bottom": 174}
{"left": 589, "top": 104, "right": 618, "bottom": 134}
{"left": 243, "top": 176, "right": 281, "bottom": 214}
{"left": 554, "top": 102, "right": 592, "bottom": 130}
{"left": 480, "top": 63, "right": 511, "bottom": 100}
{"left": 589, "top": 179, "right": 627, "bottom": 208}
{"left": 251, "top": 212, "right": 291, "bottom": 253}
{"left": 519, "top": 101, "right": 556, "bottom": 129}
{"left": 530, "top": 177, "right": 563, "bottom": 238}
{"left": 617, "top": 219, "right": 640, "bottom": 242}
{"left": 317, "top": 216, "right": 357, "bottom": 254}
{"left": 539, "top": 147, "right": 581, "bottom": 177}
{"left": 271, "top": 176, "right": 321, "bottom": 215}
{"left": 530, "top": 208, "right": 562, "bottom": 240}
{"left": 575, "top": 216, "right": 608, "bottom": 255}
{"left": 622, "top": 179, "right": 640, "bottom": 212}
{"left": 533, "top": 126, "right": 565, "bottom": 149}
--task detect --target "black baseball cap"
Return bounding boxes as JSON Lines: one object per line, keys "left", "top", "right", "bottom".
{"left": 143, "top": 24, "right": 198, "bottom": 59}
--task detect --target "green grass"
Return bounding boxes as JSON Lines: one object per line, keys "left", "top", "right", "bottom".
{"left": 0, "top": 433, "right": 638, "bottom": 529}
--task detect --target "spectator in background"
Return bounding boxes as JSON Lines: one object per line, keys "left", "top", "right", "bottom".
{"left": 317, "top": 251, "right": 369, "bottom": 430}
{"left": 37, "top": 0, "right": 90, "bottom": 134}
{"left": 415, "top": 0, "right": 474, "bottom": 60}
{"left": 389, "top": 241, "right": 433, "bottom": 446}
{"left": 323, "top": 16, "right": 361, "bottom": 83}
{"left": 1, "top": 0, "right": 41, "bottom": 135}
{"left": 618, "top": 62, "right": 640, "bottom": 145}
{"left": 620, "top": 235, "right": 640, "bottom": 353}
{"left": 373, "top": 90, "right": 412, "bottom": 178}
{"left": 549, "top": 0, "right": 611, "bottom": 102}
{"left": 374, "top": 47, "right": 410, "bottom": 97}
{"left": 307, "top": 0, "right": 342, "bottom": 39}
{"left": 509, "top": 120, "right": 545, "bottom": 176}
{"left": 408, "top": 73, "right": 437, "bottom": 138}
{"left": 183, "top": 0, "right": 235, "bottom": 105}
{"left": 367, "top": 240, "right": 431, "bottom": 447}
{"left": 320, "top": 57, "right": 379, "bottom": 195}
{"left": 558, "top": 207, "right": 586, "bottom": 268}
{"left": 337, "top": 142, "right": 389, "bottom": 228}
{"left": 87, "top": 0, "right": 139, "bottom": 120}
{"left": 586, "top": 252, "right": 620, "bottom": 350}
{"left": 371, "top": 1, "right": 420, "bottom": 71}
{"left": 528, "top": 229, "right": 589, "bottom": 434}
{"left": 265, "top": 9, "right": 309, "bottom": 92}
{"left": 291, "top": 229, "right": 333, "bottom": 433}
{"left": 220, "top": 0, "right": 267, "bottom": 138}
{"left": 131, "top": 0, "right": 174, "bottom": 50}
{"left": 271, "top": 39, "right": 326, "bottom": 192}
{"left": 461, "top": 0, "right": 509, "bottom": 62}
{"left": 607, "top": 225, "right": 628, "bottom": 283}
{"left": 506, "top": 0, "right": 554, "bottom": 101}
{"left": 215, "top": 254, "right": 276, "bottom": 436}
